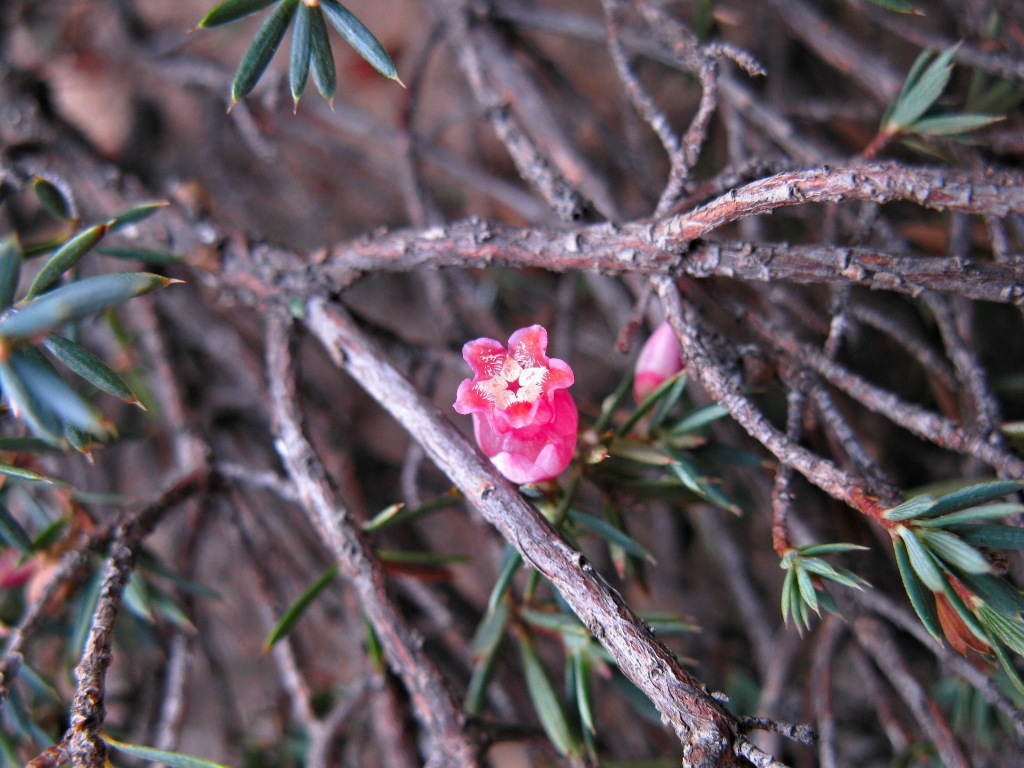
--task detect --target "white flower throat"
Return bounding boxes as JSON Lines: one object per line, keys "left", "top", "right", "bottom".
{"left": 476, "top": 353, "right": 548, "bottom": 409}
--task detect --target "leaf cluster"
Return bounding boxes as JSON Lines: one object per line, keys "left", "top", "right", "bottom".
{"left": 197, "top": 0, "right": 402, "bottom": 107}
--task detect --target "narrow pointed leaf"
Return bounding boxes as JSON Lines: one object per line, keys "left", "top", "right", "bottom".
{"left": 123, "top": 571, "right": 156, "bottom": 623}
{"left": 31, "top": 176, "right": 75, "bottom": 221}
{"left": 568, "top": 508, "right": 655, "bottom": 563}
{"left": 573, "top": 650, "right": 596, "bottom": 734}
{"left": 977, "top": 603, "right": 1024, "bottom": 656}
{"left": 64, "top": 423, "right": 94, "bottom": 457}
{"left": 103, "top": 733, "right": 234, "bottom": 768}
{"left": 947, "top": 524, "right": 1024, "bottom": 550}
{"left": 893, "top": 536, "right": 942, "bottom": 640}
{"left": 290, "top": 2, "right": 312, "bottom": 104}
{"left": 986, "top": 629, "right": 1024, "bottom": 698}
{"left": 231, "top": 0, "right": 299, "bottom": 103}
{"left": 957, "top": 572, "right": 1024, "bottom": 617}
{"left": 917, "top": 502, "right": 1024, "bottom": 526}
{"left": 916, "top": 527, "right": 991, "bottom": 574}
{"left": 9, "top": 349, "right": 111, "bottom": 437}
{"left": 616, "top": 373, "right": 684, "bottom": 438}
{"left": 0, "top": 237, "right": 23, "bottom": 311}
{"left": 886, "top": 45, "right": 958, "bottom": 131}
{"left": 197, "top": 0, "right": 276, "bottom": 28}
{"left": 107, "top": 201, "right": 168, "bottom": 231}
{"left": 0, "top": 463, "right": 52, "bottom": 483}
{"left": 866, "top": 0, "right": 919, "bottom": 12}
{"left": 929, "top": 481, "right": 1023, "bottom": 516}
{"left": 27, "top": 224, "right": 109, "bottom": 299}
{"left": 0, "top": 273, "right": 175, "bottom": 340}
{"left": 899, "top": 527, "right": 946, "bottom": 591}
{"left": 883, "top": 494, "right": 936, "bottom": 522}
{"left": 308, "top": 6, "right": 336, "bottom": 102}
{"left": 912, "top": 113, "right": 1002, "bottom": 136}
{"left": 464, "top": 600, "right": 507, "bottom": 715}
{"left": 44, "top": 334, "right": 137, "bottom": 402}
{"left": 320, "top": 0, "right": 398, "bottom": 82}
{"left": 521, "top": 607, "right": 589, "bottom": 638}
{"left": 0, "top": 502, "right": 34, "bottom": 553}
{"left": 518, "top": 633, "right": 581, "bottom": 757}
{"left": 263, "top": 563, "right": 339, "bottom": 651}
{"left": 670, "top": 403, "right": 729, "bottom": 435}
{"left": 796, "top": 565, "right": 819, "bottom": 615}
{"left": 781, "top": 567, "right": 797, "bottom": 626}
{"left": 801, "top": 558, "right": 867, "bottom": 589}
{"left": 798, "top": 542, "right": 868, "bottom": 557}
{"left": 487, "top": 545, "right": 522, "bottom": 615}
{"left": 97, "top": 247, "right": 184, "bottom": 265}
{"left": 0, "top": 360, "right": 65, "bottom": 444}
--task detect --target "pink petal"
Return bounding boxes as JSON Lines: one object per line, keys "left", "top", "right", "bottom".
{"left": 507, "top": 325, "right": 549, "bottom": 367}
{"left": 633, "top": 321, "right": 684, "bottom": 402}
{"left": 462, "top": 337, "right": 508, "bottom": 379}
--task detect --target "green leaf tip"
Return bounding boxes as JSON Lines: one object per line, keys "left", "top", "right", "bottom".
{"left": 197, "top": 0, "right": 277, "bottom": 29}
{"left": 320, "top": 0, "right": 399, "bottom": 82}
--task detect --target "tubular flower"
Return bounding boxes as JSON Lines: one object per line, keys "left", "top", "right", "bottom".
{"left": 633, "top": 321, "right": 684, "bottom": 403}
{"left": 454, "top": 325, "right": 577, "bottom": 484}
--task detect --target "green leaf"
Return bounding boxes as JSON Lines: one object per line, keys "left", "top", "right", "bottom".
{"left": 780, "top": 567, "right": 797, "bottom": 626}
{"left": 123, "top": 571, "right": 156, "bottom": 623}
{"left": 911, "top": 113, "right": 1002, "bottom": 136}
{"left": 0, "top": 358, "right": 65, "bottom": 443}
{"left": 0, "top": 272, "right": 176, "bottom": 340}
{"left": 197, "top": 0, "right": 277, "bottom": 28}
{"left": 231, "top": 0, "right": 299, "bottom": 103}
{"left": 957, "top": 572, "right": 1024, "bottom": 617}
{"left": 107, "top": 201, "right": 169, "bottom": 231}
{"left": 798, "top": 542, "right": 869, "bottom": 557}
{"left": 985, "top": 629, "right": 1024, "bottom": 698}
{"left": 0, "top": 236, "right": 23, "bottom": 311}
{"left": 977, "top": 603, "right": 1024, "bottom": 656}
{"left": 103, "top": 733, "right": 235, "bottom": 768}
{"left": 865, "top": 0, "right": 920, "bottom": 12}
{"left": 648, "top": 373, "right": 689, "bottom": 432}
{"left": 616, "top": 373, "right": 685, "bottom": 438}
{"left": 487, "top": 545, "right": 522, "bottom": 615}
{"left": 518, "top": 633, "right": 581, "bottom": 758}
{"left": 948, "top": 524, "right": 1024, "bottom": 550}
{"left": 669, "top": 403, "right": 729, "bottom": 435}
{"left": 0, "top": 502, "right": 34, "bottom": 553}
{"left": 464, "top": 598, "right": 507, "bottom": 716}
{"left": 521, "top": 607, "right": 589, "bottom": 638}
{"left": 572, "top": 649, "right": 596, "bottom": 734}
{"left": 8, "top": 348, "right": 112, "bottom": 438}
{"left": 916, "top": 502, "right": 1024, "bottom": 526}
{"left": 800, "top": 558, "right": 867, "bottom": 589}
{"left": 26, "top": 223, "right": 109, "bottom": 299}
{"left": 885, "top": 45, "right": 959, "bottom": 132}
{"left": 893, "top": 535, "right": 942, "bottom": 640}
{"left": 929, "top": 481, "right": 1023, "bottom": 517}
{"left": 263, "top": 563, "right": 339, "bottom": 651}
{"left": 308, "top": 6, "right": 337, "bottom": 103}
{"left": 31, "top": 176, "right": 76, "bottom": 221}
{"left": 916, "top": 528, "right": 991, "bottom": 574}
{"left": 899, "top": 527, "right": 946, "bottom": 591}
{"left": 97, "top": 247, "right": 184, "bottom": 265}
{"left": 44, "top": 334, "right": 138, "bottom": 403}
{"left": 0, "top": 463, "right": 52, "bottom": 483}
{"left": 320, "top": 0, "right": 399, "bottom": 83}
{"left": 568, "top": 508, "right": 655, "bottom": 563}
{"left": 795, "top": 564, "right": 819, "bottom": 615}
{"left": 290, "top": 2, "right": 312, "bottom": 104}
{"left": 31, "top": 517, "right": 68, "bottom": 551}
{"left": 0, "top": 436, "right": 61, "bottom": 453}
{"left": 376, "top": 549, "right": 469, "bottom": 566}
{"left": 883, "top": 494, "right": 936, "bottom": 522}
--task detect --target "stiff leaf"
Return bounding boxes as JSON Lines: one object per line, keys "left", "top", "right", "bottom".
{"left": 231, "top": 0, "right": 299, "bottom": 103}
{"left": 0, "top": 463, "right": 52, "bottom": 483}
{"left": 977, "top": 603, "right": 1024, "bottom": 656}
{"left": 198, "top": 0, "right": 277, "bottom": 28}
{"left": 0, "top": 272, "right": 175, "bottom": 340}
{"left": 518, "top": 633, "right": 581, "bottom": 758}
{"left": 26, "top": 223, "right": 109, "bottom": 299}
{"left": 928, "top": 480, "right": 1023, "bottom": 517}
{"left": 44, "top": 334, "right": 138, "bottom": 403}
{"left": 0, "top": 502, "right": 34, "bottom": 553}
{"left": 0, "top": 359, "right": 65, "bottom": 443}
{"left": 0, "top": 237, "right": 23, "bottom": 311}
{"left": 948, "top": 524, "right": 1024, "bottom": 550}
{"left": 320, "top": 0, "right": 399, "bottom": 83}
{"left": 8, "top": 349, "right": 111, "bottom": 438}
{"left": 31, "top": 176, "right": 76, "bottom": 221}
{"left": 865, "top": 0, "right": 919, "bottom": 12}
{"left": 916, "top": 527, "right": 991, "bottom": 574}
{"left": 263, "top": 563, "right": 339, "bottom": 651}
{"left": 885, "top": 45, "right": 958, "bottom": 132}
{"left": 912, "top": 113, "right": 1002, "bottom": 136}
{"left": 290, "top": 2, "right": 312, "bottom": 104}
{"left": 957, "top": 572, "right": 1024, "bottom": 617}
{"left": 108, "top": 201, "right": 169, "bottom": 231}
{"left": 569, "top": 508, "right": 655, "bottom": 563}
{"left": 103, "top": 733, "right": 235, "bottom": 768}
{"left": 97, "top": 247, "right": 184, "bottom": 265}
{"left": 916, "top": 502, "right": 1024, "bottom": 526}
{"left": 883, "top": 494, "right": 936, "bottom": 522}
{"left": 308, "top": 6, "right": 337, "bottom": 102}
{"left": 893, "top": 535, "right": 942, "bottom": 640}
{"left": 899, "top": 527, "right": 946, "bottom": 591}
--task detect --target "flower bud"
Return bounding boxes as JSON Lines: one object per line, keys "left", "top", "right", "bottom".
{"left": 633, "top": 321, "right": 684, "bottom": 403}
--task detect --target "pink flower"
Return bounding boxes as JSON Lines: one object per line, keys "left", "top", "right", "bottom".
{"left": 633, "top": 321, "right": 684, "bottom": 403}
{"left": 454, "top": 325, "right": 577, "bottom": 484}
